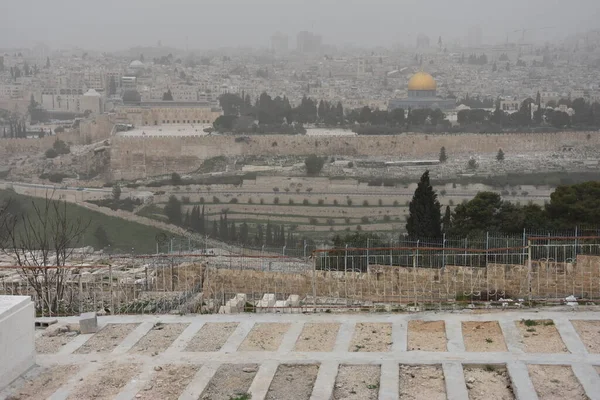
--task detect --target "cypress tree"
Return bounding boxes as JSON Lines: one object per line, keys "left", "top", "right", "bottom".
{"left": 442, "top": 205, "right": 452, "bottom": 234}
{"left": 212, "top": 220, "right": 218, "bottom": 238}
{"left": 406, "top": 171, "right": 442, "bottom": 238}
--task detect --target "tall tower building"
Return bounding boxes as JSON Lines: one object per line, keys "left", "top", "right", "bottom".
{"left": 271, "top": 32, "right": 289, "bottom": 53}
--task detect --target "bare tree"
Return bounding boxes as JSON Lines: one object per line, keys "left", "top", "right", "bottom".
{"left": 2, "top": 192, "right": 89, "bottom": 315}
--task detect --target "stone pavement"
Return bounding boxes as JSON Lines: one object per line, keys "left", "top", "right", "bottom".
{"left": 2, "top": 310, "right": 600, "bottom": 400}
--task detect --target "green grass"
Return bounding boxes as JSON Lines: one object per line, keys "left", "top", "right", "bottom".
{"left": 0, "top": 190, "right": 175, "bottom": 254}
{"left": 522, "top": 319, "right": 539, "bottom": 327}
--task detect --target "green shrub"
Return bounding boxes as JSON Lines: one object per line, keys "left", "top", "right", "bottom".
{"left": 45, "top": 148, "right": 58, "bottom": 158}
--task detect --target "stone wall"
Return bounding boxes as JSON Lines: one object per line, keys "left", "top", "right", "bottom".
{"left": 202, "top": 255, "right": 600, "bottom": 303}
{"left": 111, "top": 131, "right": 600, "bottom": 180}
{"left": 79, "top": 114, "right": 113, "bottom": 144}
{"left": 0, "top": 132, "right": 80, "bottom": 159}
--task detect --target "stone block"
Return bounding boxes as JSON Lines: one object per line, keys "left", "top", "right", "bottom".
{"left": 287, "top": 294, "right": 300, "bottom": 307}
{"left": 79, "top": 312, "right": 98, "bottom": 334}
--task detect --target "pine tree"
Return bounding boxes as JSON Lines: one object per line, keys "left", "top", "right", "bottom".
{"left": 164, "top": 196, "right": 182, "bottom": 225}
{"left": 406, "top": 171, "right": 442, "bottom": 238}
{"left": 93, "top": 226, "right": 111, "bottom": 248}
{"left": 439, "top": 147, "right": 447, "bottom": 163}
{"left": 496, "top": 148, "right": 505, "bottom": 161}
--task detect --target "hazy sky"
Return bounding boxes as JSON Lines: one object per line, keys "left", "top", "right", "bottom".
{"left": 2, "top": 0, "right": 599, "bottom": 50}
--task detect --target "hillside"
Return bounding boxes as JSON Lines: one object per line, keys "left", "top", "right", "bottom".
{"left": 0, "top": 190, "right": 172, "bottom": 254}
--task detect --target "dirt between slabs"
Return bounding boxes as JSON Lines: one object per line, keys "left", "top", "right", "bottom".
{"left": 265, "top": 364, "right": 319, "bottom": 400}
{"left": 332, "top": 364, "right": 380, "bottom": 400}
{"left": 463, "top": 365, "right": 515, "bottom": 400}
{"left": 570, "top": 320, "right": 600, "bottom": 353}
{"left": 294, "top": 323, "right": 340, "bottom": 352}
{"left": 238, "top": 323, "right": 291, "bottom": 351}
{"left": 67, "top": 362, "right": 140, "bottom": 400}
{"left": 5, "top": 365, "right": 79, "bottom": 400}
{"left": 515, "top": 319, "right": 568, "bottom": 353}
{"left": 129, "top": 322, "right": 188, "bottom": 355}
{"left": 462, "top": 321, "right": 508, "bottom": 352}
{"left": 185, "top": 322, "right": 238, "bottom": 352}
{"left": 528, "top": 365, "right": 589, "bottom": 400}
{"left": 135, "top": 364, "right": 199, "bottom": 400}
{"left": 35, "top": 323, "right": 80, "bottom": 354}
{"left": 74, "top": 323, "right": 139, "bottom": 354}
{"left": 199, "top": 364, "right": 258, "bottom": 400}
{"left": 349, "top": 322, "right": 392, "bottom": 352}
{"left": 407, "top": 320, "right": 447, "bottom": 351}
{"left": 398, "top": 364, "right": 446, "bottom": 400}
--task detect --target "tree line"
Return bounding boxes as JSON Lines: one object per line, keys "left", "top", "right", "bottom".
{"left": 405, "top": 171, "right": 600, "bottom": 240}
{"left": 163, "top": 196, "right": 298, "bottom": 247}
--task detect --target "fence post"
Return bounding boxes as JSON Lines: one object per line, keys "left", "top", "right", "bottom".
{"left": 389, "top": 239, "right": 393, "bottom": 267}
{"left": 366, "top": 238, "right": 370, "bottom": 273}
{"left": 344, "top": 244, "right": 348, "bottom": 276}
{"left": 527, "top": 239, "right": 532, "bottom": 302}
{"left": 442, "top": 234, "right": 446, "bottom": 270}
{"left": 282, "top": 246, "right": 286, "bottom": 256}
{"left": 486, "top": 231, "right": 489, "bottom": 267}
{"left": 303, "top": 240, "right": 307, "bottom": 258}
{"left": 574, "top": 225, "right": 579, "bottom": 259}
{"left": 109, "top": 263, "right": 114, "bottom": 314}
{"left": 312, "top": 252, "right": 316, "bottom": 312}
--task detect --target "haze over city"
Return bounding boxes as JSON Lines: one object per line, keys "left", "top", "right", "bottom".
{"left": 2, "top": 0, "right": 600, "bottom": 49}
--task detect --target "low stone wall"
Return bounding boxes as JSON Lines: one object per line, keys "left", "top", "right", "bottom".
{"left": 202, "top": 255, "right": 600, "bottom": 303}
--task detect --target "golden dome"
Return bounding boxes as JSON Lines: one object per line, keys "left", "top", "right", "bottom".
{"left": 407, "top": 71, "right": 437, "bottom": 91}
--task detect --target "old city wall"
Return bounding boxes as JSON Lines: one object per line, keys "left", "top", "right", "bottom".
{"left": 111, "top": 131, "right": 600, "bottom": 180}
{"left": 0, "top": 132, "right": 80, "bottom": 159}
{"left": 79, "top": 114, "right": 114, "bottom": 144}
{"left": 202, "top": 255, "right": 600, "bottom": 303}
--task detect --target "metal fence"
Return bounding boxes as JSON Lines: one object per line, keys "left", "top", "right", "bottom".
{"left": 2, "top": 231, "right": 600, "bottom": 316}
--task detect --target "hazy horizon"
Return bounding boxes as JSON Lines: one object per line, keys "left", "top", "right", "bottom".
{"left": 1, "top": 0, "right": 599, "bottom": 51}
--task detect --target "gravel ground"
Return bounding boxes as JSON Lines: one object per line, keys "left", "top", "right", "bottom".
{"left": 129, "top": 323, "right": 188, "bottom": 355}
{"left": 462, "top": 321, "right": 508, "bottom": 352}
{"left": 528, "top": 365, "right": 589, "bottom": 400}
{"left": 185, "top": 322, "right": 238, "bottom": 352}
{"left": 515, "top": 320, "right": 568, "bottom": 353}
{"left": 199, "top": 364, "right": 258, "bottom": 400}
{"left": 398, "top": 365, "right": 446, "bottom": 400}
{"left": 135, "top": 364, "right": 199, "bottom": 400}
{"left": 408, "top": 320, "right": 447, "bottom": 351}
{"left": 238, "top": 323, "right": 291, "bottom": 351}
{"left": 35, "top": 323, "right": 80, "bottom": 354}
{"left": 36, "top": 333, "right": 77, "bottom": 354}
{"left": 349, "top": 322, "right": 392, "bottom": 352}
{"left": 265, "top": 364, "right": 319, "bottom": 400}
{"left": 332, "top": 364, "right": 380, "bottom": 400}
{"left": 464, "top": 366, "right": 515, "bottom": 400}
{"left": 570, "top": 320, "right": 600, "bottom": 353}
{"left": 67, "top": 362, "right": 140, "bottom": 400}
{"left": 294, "top": 323, "right": 340, "bottom": 352}
{"left": 74, "top": 323, "right": 139, "bottom": 354}
{"left": 6, "top": 365, "right": 79, "bottom": 400}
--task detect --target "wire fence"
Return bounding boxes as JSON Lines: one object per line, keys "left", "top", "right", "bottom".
{"left": 2, "top": 229, "right": 600, "bottom": 316}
